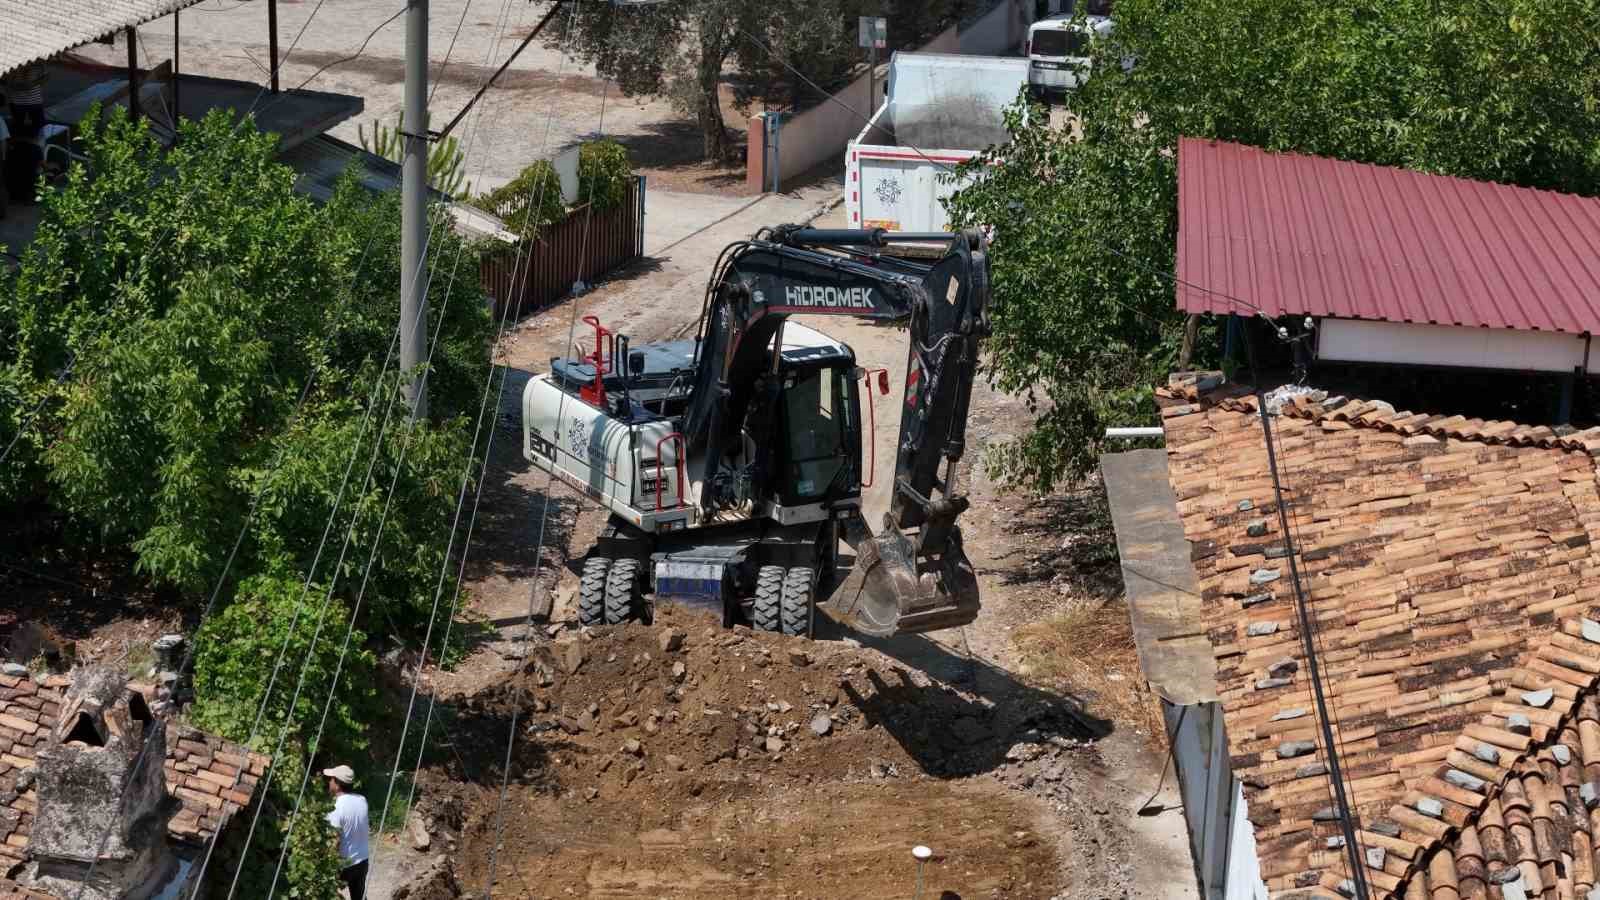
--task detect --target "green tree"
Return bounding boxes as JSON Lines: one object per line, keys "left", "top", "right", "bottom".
{"left": 945, "top": 0, "right": 1600, "bottom": 490}
{"left": 577, "top": 139, "right": 632, "bottom": 211}
{"left": 475, "top": 159, "right": 566, "bottom": 239}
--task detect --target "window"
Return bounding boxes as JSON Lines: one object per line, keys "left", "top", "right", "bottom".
{"left": 1032, "top": 28, "right": 1089, "bottom": 58}
{"left": 784, "top": 367, "right": 851, "bottom": 500}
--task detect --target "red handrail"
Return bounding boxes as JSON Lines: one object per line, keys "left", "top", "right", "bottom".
{"left": 579, "top": 315, "right": 612, "bottom": 407}
{"left": 654, "top": 432, "right": 687, "bottom": 511}
{"left": 860, "top": 367, "right": 890, "bottom": 488}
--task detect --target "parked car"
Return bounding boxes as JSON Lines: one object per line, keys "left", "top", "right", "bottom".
{"left": 1025, "top": 11, "right": 1115, "bottom": 100}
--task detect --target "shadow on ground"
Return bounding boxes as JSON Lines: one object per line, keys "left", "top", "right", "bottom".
{"left": 813, "top": 552, "right": 1113, "bottom": 779}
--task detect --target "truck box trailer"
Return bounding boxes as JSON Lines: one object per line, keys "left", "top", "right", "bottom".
{"left": 845, "top": 52, "right": 1028, "bottom": 233}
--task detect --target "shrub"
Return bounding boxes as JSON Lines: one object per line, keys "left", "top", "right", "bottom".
{"left": 475, "top": 160, "right": 565, "bottom": 239}
{"left": 577, "top": 139, "right": 632, "bottom": 211}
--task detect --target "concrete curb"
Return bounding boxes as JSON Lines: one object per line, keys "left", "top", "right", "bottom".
{"left": 801, "top": 193, "right": 847, "bottom": 225}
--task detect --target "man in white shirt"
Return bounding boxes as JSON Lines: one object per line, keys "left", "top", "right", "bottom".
{"left": 322, "top": 765, "right": 371, "bottom": 900}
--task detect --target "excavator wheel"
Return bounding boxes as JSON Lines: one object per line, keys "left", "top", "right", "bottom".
{"left": 752, "top": 565, "right": 786, "bottom": 633}
{"left": 604, "top": 558, "right": 648, "bottom": 625}
{"left": 578, "top": 557, "right": 611, "bottom": 627}
{"left": 780, "top": 566, "right": 814, "bottom": 637}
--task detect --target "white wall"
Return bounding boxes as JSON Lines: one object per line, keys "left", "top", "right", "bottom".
{"left": 1168, "top": 700, "right": 1268, "bottom": 900}
{"left": 1317, "top": 317, "right": 1590, "bottom": 374}
{"left": 1227, "top": 786, "right": 1269, "bottom": 900}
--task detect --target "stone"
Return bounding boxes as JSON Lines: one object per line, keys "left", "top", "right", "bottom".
{"left": 1583, "top": 618, "right": 1600, "bottom": 644}
{"left": 585, "top": 787, "right": 599, "bottom": 801}
{"left": 664, "top": 754, "right": 686, "bottom": 772}
{"left": 777, "top": 701, "right": 793, "bottom": 714}
{"left": 1521, "top": 688, "right": 1554, "bottom": 708}
{"left": 788, "top": 649, "right": 812, "bottom": 667}
{"left": 1368, "top": 821, "right": 1401, "bottom": 838}
{"left": 623, "top": 739, "right": 643, "bottom": 757}
{"left": 1312, "top": 806, "right": 1341, "bottom": 822}
{"left": 1246, "top": 622, "right": 1279, "bottom": 637}
{"left": 1270, "top": 707, "right": 1307, "bottom": 722}
{"left": 545, "top": 623, "right": 565, "bottom": 638}
{"left": 765, "top": 736, "right": 785, "bottom": 754}
{"left": 1473, "top": 743, "right": 1501, "bottom": 764}
{"left": 555, "top": 639, "right": 586, "bottom": 675}
{"left": 1263, "top": 546, "right": 1291, "bottom": 560}
{"left": 1237, "top": 500, "right": 1254, "bottom": 511}
{"left": 1415, "top": 796, "right": 1444, "bottom": 818}
{"left": 1325, "top": 836, "right": 1345, "bottom": 849}
{"left": 1249, "top": 568, "right": 1281, "bottom": 585}
{"left": 1491, "top": 867, "right": 1523, "bottom": 885}
{"left": 658, "top": 630, "right": 685, "bottom": 653}
{"left": 1277, "top": 740, "right": 1316, "bottom": 759}
{"left": 613, "top": 711, "right": 638, "bottom": 728}
{"left": 408, "top": 814, "right": 431, "bottom": 851}
{"left": 1507, "top": 713, "right": 1533, "bottom": 735}
{"left": 1295, "top": 762, "right": 1328, "bottom": 779}
{"left": 1444, "top": 769, "right": 1486, "bottom": 792}
{"left": 1336, "top": 879, "right": 1356, "bottom": 898}
{"left": 671, "top": 662, "right": 686, "bottom": 683}
{"left": 1266, "top": 658, "right": 1299, "bottom": 678}
{"left": 1240, "top": 593, "right": 1273, "bottom": 608}
{"left": 575, "top": 710, "right": 596, "bottom": 733}
{"left": 557, "top": 716, "right": 581, "bottom": 735}
{"left": 1553, "top": 744, "right": 1573, "bottom": 765}
{"left": 1255, "top": 677, "right": 1292, "bottom": 690}
{"left": 1, "top": 663, "right": 27, "bottom": 677}
{"left": 1246, "top": 519, "right": 1268, "bottom": 537}
{"left": 1365, "top": 847, "right": 1385, "bottom": 870}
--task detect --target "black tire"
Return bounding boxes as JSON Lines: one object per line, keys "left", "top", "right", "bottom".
{"left": 604, "top": 558, "right": 646, "bottom": 625}
{"left": 578, "top": 557, "right": 611, "bottom": 627}
{"left": 753, "top": 565, "right": 785, "bottom": 633}
{"left": 780, "top": 567, "right": 814, "bottom": 637}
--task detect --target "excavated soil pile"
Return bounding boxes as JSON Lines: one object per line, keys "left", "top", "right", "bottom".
{"left": 447, "top": 607, "right": 1090, "bottom": 898}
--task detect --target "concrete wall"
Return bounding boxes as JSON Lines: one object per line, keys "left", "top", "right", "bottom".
{"left": 1167, "top": 699, "right": 1267, "bottom": 900}
{"left": 959, "top": 0, "right": 1030, "bottom": 55}
{"left": 747, "top": 24, "right": 958, "bottom": 192}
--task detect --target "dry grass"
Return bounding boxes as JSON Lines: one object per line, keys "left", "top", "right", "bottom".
{"left": 1013, "top": 599, "right": 1166, "bottom": 749}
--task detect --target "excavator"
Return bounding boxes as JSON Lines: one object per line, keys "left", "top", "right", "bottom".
{"left": 520, "top": 225, "right": 991, "bottom": 638}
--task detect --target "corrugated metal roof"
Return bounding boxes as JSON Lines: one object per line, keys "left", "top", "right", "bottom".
{"left": 0, "top": 0, "right": 210, "bottom": 77}
{"left": 1176, "top": 137, "right": 1600, "bottom": 334}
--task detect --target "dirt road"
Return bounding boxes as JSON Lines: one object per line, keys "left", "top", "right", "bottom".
{"left": 84, "top": 0, "right": 731, "bottom": 193}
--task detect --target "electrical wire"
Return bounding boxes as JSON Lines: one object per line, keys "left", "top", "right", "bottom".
{"left": 64, "top": 6, "right": 404, "bottom": 887}
{"left": 482, "top": 2, "right": 605, "bottom": 894}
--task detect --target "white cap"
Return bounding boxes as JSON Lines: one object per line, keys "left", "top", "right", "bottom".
{"left": 321, "top": 765, "right": 356, "bottom": 786}
{"left": 912, "top": 845, "right": 932, "bottom": 861}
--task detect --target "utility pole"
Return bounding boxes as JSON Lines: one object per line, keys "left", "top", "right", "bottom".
{"left": 401, "top": 0, "right": 429, "bottom": 420}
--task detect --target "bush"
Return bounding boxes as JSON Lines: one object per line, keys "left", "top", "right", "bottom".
{"left": 475, "top": 160, "right": 566, "bottom": 239}
{"left": 577, "top": 139, "right": 632, "bottom": 211}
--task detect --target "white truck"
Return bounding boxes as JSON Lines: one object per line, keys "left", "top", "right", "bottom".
{"left": 845, "top": 52, "right": 1028, "bottom": 234}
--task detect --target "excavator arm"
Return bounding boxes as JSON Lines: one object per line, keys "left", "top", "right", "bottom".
{"left": 686, "top": 227, "right": 992, "bottom": 636}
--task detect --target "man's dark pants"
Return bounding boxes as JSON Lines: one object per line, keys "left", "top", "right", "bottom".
{"left": 340, "top": 860, "right": 368, "bottom": 900}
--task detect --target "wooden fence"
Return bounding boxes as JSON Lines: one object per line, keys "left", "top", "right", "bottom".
{"left": 480, "top": 175, "right": 645, "bottom": 318}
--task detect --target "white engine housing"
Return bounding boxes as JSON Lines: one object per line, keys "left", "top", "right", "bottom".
{"left": 521, "top": 374, "right": 701, "bottom": 532}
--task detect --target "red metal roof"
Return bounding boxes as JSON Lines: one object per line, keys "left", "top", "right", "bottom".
{"left": 1176, "top": 137, "right": 1600, "bottom": 334}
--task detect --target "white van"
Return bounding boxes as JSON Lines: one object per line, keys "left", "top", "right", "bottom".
{"left": 1026, "top": 5, "right": 1114, "bottom": 99}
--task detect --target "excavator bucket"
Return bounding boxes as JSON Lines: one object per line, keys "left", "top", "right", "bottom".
{"left": 827, "top": 519, "right": 981, "bottom": 637}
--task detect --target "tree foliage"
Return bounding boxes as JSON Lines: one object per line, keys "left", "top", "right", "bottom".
{"left": 945, "top": 0, "right": 1600, "bottom": 491}
{"left": 578, "top": 139, "right": 632, "bottom": 211}
{"left": 475, "top": 159, "right": 566, "bottom": 239}
{"left": 0, "top": 106, "right": 495, "bottom": 893}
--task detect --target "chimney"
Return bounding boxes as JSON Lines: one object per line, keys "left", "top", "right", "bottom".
{"left": 17, "top": 667, "right": 178, "bottom": 900}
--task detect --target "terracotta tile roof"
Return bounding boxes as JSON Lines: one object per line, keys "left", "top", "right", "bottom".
{"left": 1159, "top": 375, "right": 1600, "bottom": 898}
{"left": 0, "top": 670, "right": 268, "bottom": 870}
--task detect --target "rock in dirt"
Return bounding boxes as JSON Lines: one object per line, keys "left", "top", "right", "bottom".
{"left": 585, "top": 787, "right": 599, "bottom": 801}
{"left": 409, "top": 813, "right": 432, "bottom": 851}
{"left": 664, "top": 754, "right": 686, "bottom": 771}
{"left": 391, "top": 854, "right": 461, "bottom": 900}
{"left": 576, "top": 710, "right": 596, "bottom": 733}
{"left": 658, "top": 630, "right": 685, "bottom": 653}
{"left": 671, "top": 661, "right": 686, "bottom": 683}
{"left": 624, "top": 738, "right": 643, "bottom": 756}
{"left": 788, "top": 649, "right": 812, "bottom": 667}
{"left": 766, "top": 736, "right": 785, "bottom": 753}
{"left": 556, "top": 639, "right": 586, "bottom": 675}
{"left": 810, "top": 714, "right": 832, "bottom": 736}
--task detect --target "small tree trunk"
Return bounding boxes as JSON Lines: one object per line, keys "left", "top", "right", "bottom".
{"left": 696, "top": 18, "right": 731, "bottom": 162}
{"left": 1177, "top": 313, "right": 1201, "bottom": 371}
